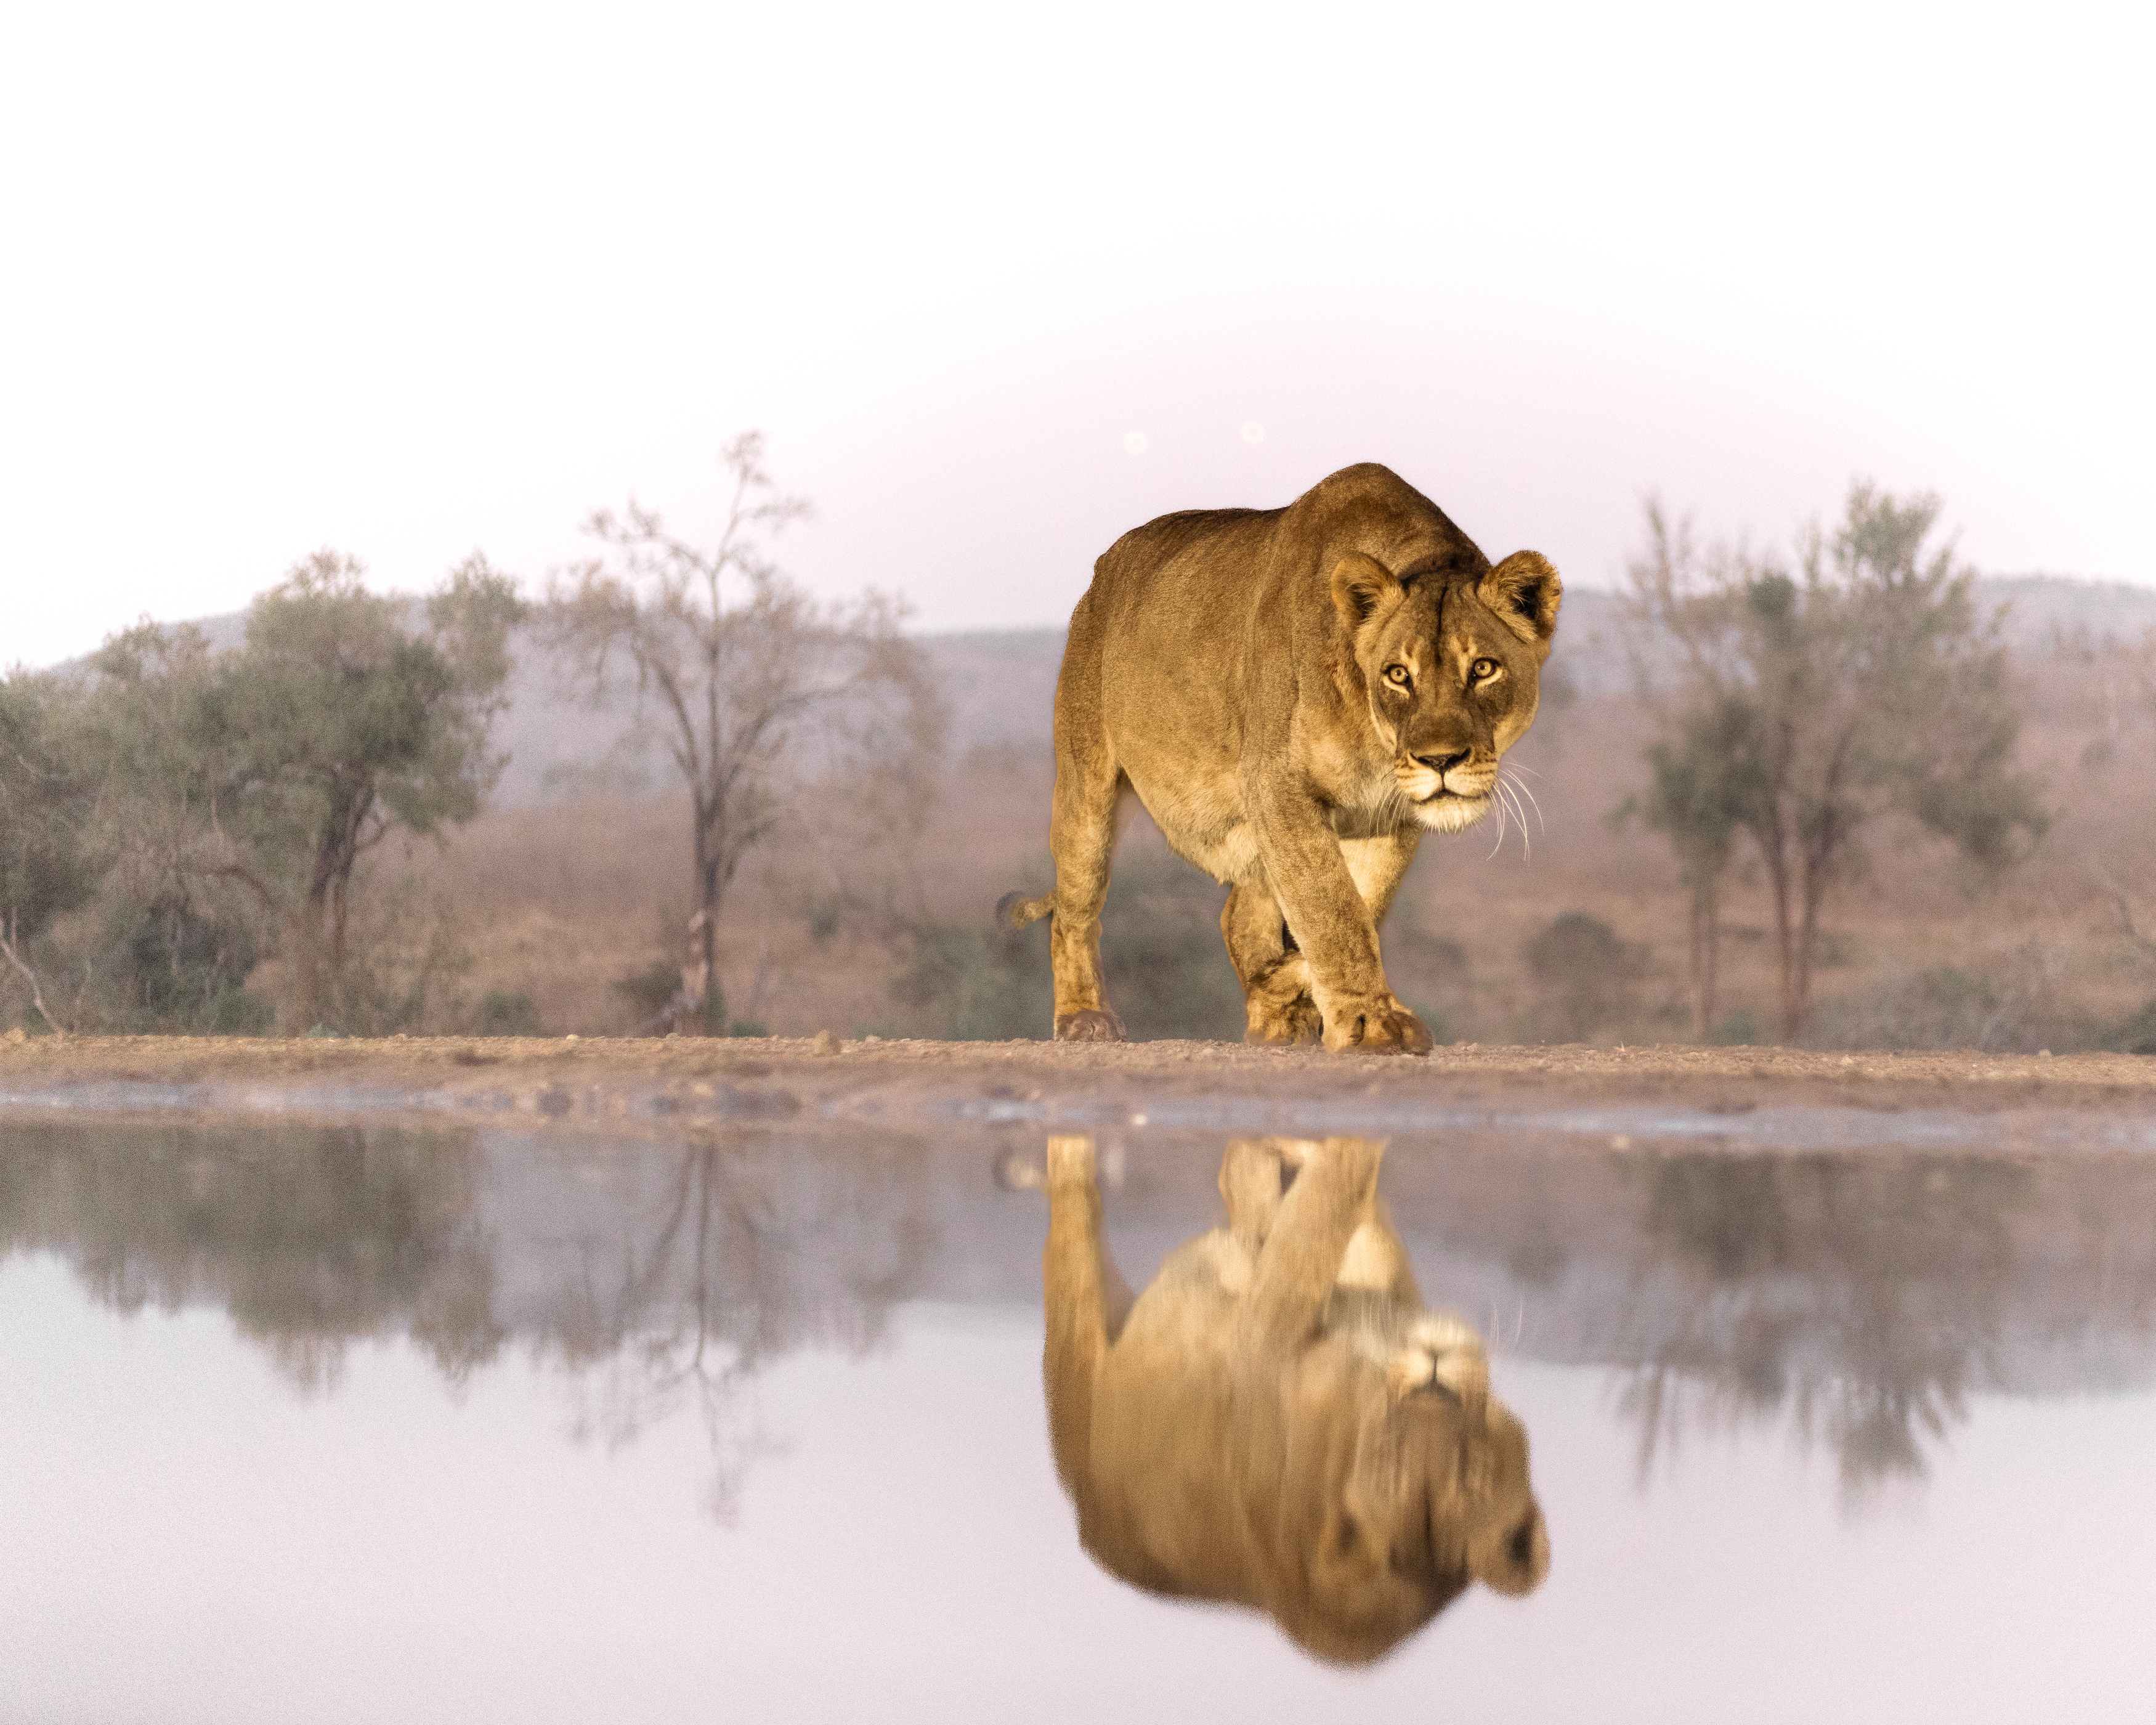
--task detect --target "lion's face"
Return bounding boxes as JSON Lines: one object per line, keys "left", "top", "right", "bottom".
{"left": 1392, "top": 1390, "right": 1549, "bottom": 1604}
{"left": 1332, "top": 551, "right": 1563, "bottom": 834}
{"left": 1294, "top": 1316, "right": 1549, "bottom": 1661}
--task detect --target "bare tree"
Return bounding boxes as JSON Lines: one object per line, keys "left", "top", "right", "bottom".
{"left": 536, "top": 1137, "right": 934, "bottom": 1519}
{"left": 2073, "top": 627, "right": 2156, "bottom": 958}
{"left": 547, "top": 434, "right": 942, "bottom": 1034}
{"left": 1622, "top": 505, "right": 1777, "bottom": 1038}
{"left": 1618, "top": 506, "right": 1757, "bottom": 1036}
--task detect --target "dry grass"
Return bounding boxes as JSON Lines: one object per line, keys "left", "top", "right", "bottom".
{"left": 363, "top": 645, "right": 2156, "bottom": 1050}
{"left": 1387, "top": 670, "right": 2156, "bottom": 1049}
{"left": 378, "top": 744, "right": 1061, "bottom": 1037}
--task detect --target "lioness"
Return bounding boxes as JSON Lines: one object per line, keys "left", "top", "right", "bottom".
{"left": 1002, "top": 463, "right": 1560, "bottom": 1052}
{"left": 1042, "top": 1133, "right": 1549, "bottom": 1664}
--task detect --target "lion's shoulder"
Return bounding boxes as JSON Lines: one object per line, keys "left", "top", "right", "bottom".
{"left": 1095, "top": 503, "right": 1280, "bottom": 581}
{"left": 1302, "top": 460, "right": 1415, "bottom": 501}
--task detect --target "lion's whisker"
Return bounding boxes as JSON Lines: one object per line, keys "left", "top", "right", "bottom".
{"left": 1510, "top": 771, "right": 1547, "bottom": 834}
{"left": 1489, "top": 777, "right": 1529, "bottom": 861}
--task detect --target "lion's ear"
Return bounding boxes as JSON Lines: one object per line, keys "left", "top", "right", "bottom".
{"left": 1478, "top": 551, "right": 1562, "bottom": 649}
{"left": 1331, "top": 553, "right": 1406, "bottom": 631}
{"left": 1470, "top": 1501, "right": 1550, "bottom": 1597}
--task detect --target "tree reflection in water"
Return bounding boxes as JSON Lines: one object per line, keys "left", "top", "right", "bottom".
{"left": 1613, "top": 1153, "right": 2069, "bottom": 1502}
{"left": 0, "top": 1120, "right": 502, "bottom": 1392}
{"left": 12, "top": 1121, "right": 2156, "bottom": 1519}
{"left": 528, "top": 1133, "right": 934, "bottom": 1520}
{"left": 0, "top": 1122, "right": 938, "bottom": 1519}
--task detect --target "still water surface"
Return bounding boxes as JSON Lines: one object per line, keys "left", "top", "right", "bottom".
{"left": 1, "top": 1119, "right": 2150, "bottom": 1721}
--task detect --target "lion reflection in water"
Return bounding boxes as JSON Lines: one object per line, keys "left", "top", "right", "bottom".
{"left": 1042, "top": 1134, "right": 1548, "bottom": 1663}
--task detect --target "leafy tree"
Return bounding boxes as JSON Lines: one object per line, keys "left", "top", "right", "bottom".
{"left": 67, "top": 623, "right": 263, "bottom": 1031}
{"left": 1643, "top": 720, "right": 1745, "bottom": 1039}
{"left": 1627, "top": 484, "right": 2046, "bottom": 1041}
{"left": 91, "top": 552, "right": 521, "bottom": 1032}
{"left": 0, "top": 670, "right": 97, "bottom": 1031}
{"left": 548, "top": 433, "right": 942, "bottom": 1034}
{"left": 95, "top": 884, "right": 274, "bottom": 1034}
{"left": 1618, "top": 504, "right": 1761, "bottom": 1037}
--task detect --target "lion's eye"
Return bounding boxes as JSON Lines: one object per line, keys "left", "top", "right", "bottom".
{"left": 1383, "top": 665, "right": 1411, "bottom": 689}
{"left": 1471, "top": 657, "right": 1499, "bottom": 681}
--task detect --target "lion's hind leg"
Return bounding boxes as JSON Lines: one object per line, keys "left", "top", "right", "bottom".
{"left": 1044, "top": 629, "right": 1129, "bottom": 1042}
{"left": 1044, "top": 1134, "right": 1127, "bottom": 1490}
{"left": 1222, "top": 882, "right": 1322, "bottom": 1045}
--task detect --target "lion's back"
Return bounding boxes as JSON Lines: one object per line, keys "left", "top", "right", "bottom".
{"left": 1055, "top": 505, "right": 1285, "bottom": 784}
{"left": 1082, "top": 505, "right": 1282, "bottom": 640}
{"left": 1070, "top": 464, "right": 1473, "bottom": 681}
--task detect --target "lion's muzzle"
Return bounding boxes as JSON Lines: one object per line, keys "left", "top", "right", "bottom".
{"left": 1396, "top": 755, "right": 1494, "bottom": 830}
{"left": 1397, "top": 750, "right": 1494, "bottom": 800}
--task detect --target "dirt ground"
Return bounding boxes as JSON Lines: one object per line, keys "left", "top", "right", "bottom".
{"left": 3, "top": 1034, "right": 2150, "bottom": 1153}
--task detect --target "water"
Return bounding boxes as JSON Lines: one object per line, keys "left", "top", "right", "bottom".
{"left": 1, "top": 1119, "right": 2150, "bottom": 1721}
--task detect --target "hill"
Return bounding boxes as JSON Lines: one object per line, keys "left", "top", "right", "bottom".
{"left": 480, "top": 575, "right": 2156, "bottom": 806}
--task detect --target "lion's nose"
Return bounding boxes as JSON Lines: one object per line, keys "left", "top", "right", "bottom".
{"left": 1413, "top": 749, "right": 1471, "bottom": 776}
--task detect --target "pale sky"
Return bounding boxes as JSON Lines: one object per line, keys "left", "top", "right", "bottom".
{"left": 3, "top": 1, "right": 2150, "bottom": 668}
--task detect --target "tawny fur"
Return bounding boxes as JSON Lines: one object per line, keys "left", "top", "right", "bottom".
{"left": 1043, "top": 1134, "right": 1549, "bottom": 1665}
{"left": 1003, "top": 463, "right": 1561, "bottom": 1052}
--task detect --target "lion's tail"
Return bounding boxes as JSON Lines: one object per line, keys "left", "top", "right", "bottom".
{"left": 995, "top": 888, "right": 1055, "bottom": 930}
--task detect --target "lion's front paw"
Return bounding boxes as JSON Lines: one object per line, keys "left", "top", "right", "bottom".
{"left": 1055, "top": 1009, "right": 1125, "bottom": 1043}
{"left": 1323, "top": 1002, "right": 1435, "bottom": 1056}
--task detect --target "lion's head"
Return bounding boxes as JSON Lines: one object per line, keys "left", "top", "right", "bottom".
{"left": 1331, "top": 550, "right": 1562, "bottom": 834}
{"left": 1282, "top": 1309, "right": 1551, "bottom": 1661}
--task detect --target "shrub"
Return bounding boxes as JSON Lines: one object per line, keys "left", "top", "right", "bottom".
{"left": 1523, "top": 911, "right": 1647, "bottom": 1042}
{"left": 472, "top": 989, "right": 543, "bottom": 1037}
{"left": 2110, "top": 996, "right": 2156, "bottom": 1057}
{"left": 891, "top": 847, "right": 1244, "bottom": 1041}
{"left": 1810, "top": 957, "right": 2101, "bottom": 1053}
